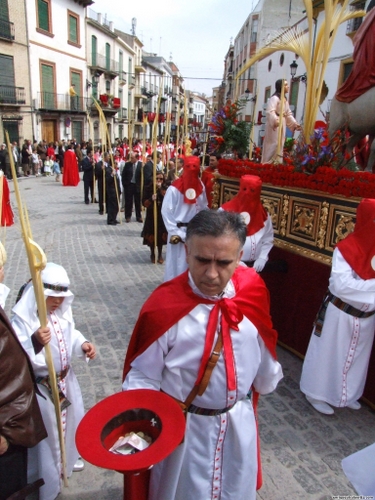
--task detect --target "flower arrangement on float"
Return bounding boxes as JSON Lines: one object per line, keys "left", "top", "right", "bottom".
{"left": 209, "top": 100, "right": 251, "bottom": 158}
{"left": 217, "top": 122, "right": 375, "bottom": 198}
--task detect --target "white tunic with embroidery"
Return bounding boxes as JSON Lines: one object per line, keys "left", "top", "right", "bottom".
{"left": 300, "top": 248, "right": 375, "bottom": 407}
{"left": 241, "top": 215, "right": 274, "bottom": 263}
{"left": 123, "top": 275, "right": 283, "bottom": 500}
{"left": 161, "top": 184, "right": 208, "bottom": 282}
{"left": 11, "top": 308, "right": 88, "bottom": 500}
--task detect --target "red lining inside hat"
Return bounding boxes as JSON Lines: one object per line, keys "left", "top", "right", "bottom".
{"left": 76, "top": 389, "right": 186, "bottom": 473}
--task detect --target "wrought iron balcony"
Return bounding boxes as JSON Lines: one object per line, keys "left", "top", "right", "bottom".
{"left": 0, "top": 19, "right": 15, "bottom": 41}
{"left": 119, "top": 71, "right": 127, "bottom": 85}
{"left": 36, "top": 92, "right": 87, "bottom": 112}
{"left": 0, "top": 85, "right": 25, "bottom": 105}
{"left": 88, "top": 53, "right": 119, "bottom": 78}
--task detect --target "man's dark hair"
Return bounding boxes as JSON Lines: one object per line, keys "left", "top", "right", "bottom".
{"left": 210, "top": 153, "right": 222, "bottom": 160}
{"left": 186, "top": 210, "right": 246, "bottom": 247}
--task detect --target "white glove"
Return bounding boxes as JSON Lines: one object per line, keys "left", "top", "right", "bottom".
{"left": 253, "top": 258, "right": 266, "bottom": 273}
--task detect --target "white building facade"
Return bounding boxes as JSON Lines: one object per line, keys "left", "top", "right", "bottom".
{"left": 26, "top": 0, "right": 92, "bottom": 144}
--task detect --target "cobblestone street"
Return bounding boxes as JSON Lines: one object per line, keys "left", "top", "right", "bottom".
{"left": 5, "top": 175, "right": 375, "bottom": 500}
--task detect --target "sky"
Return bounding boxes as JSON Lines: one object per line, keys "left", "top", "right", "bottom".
{"left": 91, "top": 0, "right": 258, "bottom": 96}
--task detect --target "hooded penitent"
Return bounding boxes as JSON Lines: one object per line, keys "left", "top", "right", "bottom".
{"left": 336, "top": 198, "right": 375, "bottom": 280}
{"left": 172, "top": 156, "right": 203, "bottom": 204}
{"left": 221, "top": 175, "right": 267, "bottom": 236}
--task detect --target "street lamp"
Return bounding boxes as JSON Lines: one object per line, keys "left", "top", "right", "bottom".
{"left": 290, "top": 60, "right": 307, "bottom": 82}
{"left": 86, "top": 71, "right": 101, "bottom": 91}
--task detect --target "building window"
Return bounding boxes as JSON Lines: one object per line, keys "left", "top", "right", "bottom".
{"left": 40, "top": 61, "right": 55, "bottom": 108}
{"left": 91, "top": 35, "right": 97, "bottom": 66}
{"left": 250, "top": 18, "right": 258, "bottom": 43}
{"left": 0, "top": 53, "right": 16, "bottom": 104}
{"left": 280, "top": 53, "right": 285, "bottom": 66}
{"left": 105, "top": 80, "right": 111, "bottom": 93}
{"left": 289, "top": 80, "right": 299, "bottom": 117}
{"left": 67, "top": 10, "right": 80, "bottom": 47}
{"left": 105, "top": 43, "right": 111, "bottom": 72}
{"left": 70, "top": 70, "right": 82, "bottom": 110}
{"left": 347, "top": 1, "right": 366, "bottom": 34}
{"left": 37, "top": 0, "right": 53, "bottom": 35}
{"left": 71, "top": 120, "right": 82, "bottom": 143}
{"left": 268, "top": 60, "right": 272, "bottom": 72}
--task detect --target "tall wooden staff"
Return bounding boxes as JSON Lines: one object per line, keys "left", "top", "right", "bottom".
{"left": 165, "top": 99, "right": 172, "bottom": 166}
{"left": 92, "top": 99, "right": 121, "bottom": 221}
{"left": 249, "top": 90, "right": 258, "bottom": 160}
{"left": 162, "top": 99, "right": 171, "bottom": 170}
{"left": 5, "top": 131, "right": 68, "bottom": 486}
{"left": 275, "top": 80, "right": 285, "bottom": 163}
{"left": 175, "top": 99, "right": 181, "bottom": 177}
{"left": 141, "top": 115, "right": 148, "bottom": 220}
{"left": 151, "top": 77, "right": 164, "bottom": 262}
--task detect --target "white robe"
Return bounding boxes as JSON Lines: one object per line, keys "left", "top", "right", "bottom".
{"left": 300, "top": 248, "right": 375, "bottom": 407}
{"left": 123, "top": 275, "right": 283, "bottom": 500}
{"left": 161, "top": 184, "right": 208, "bottom": 282}
{"left": 11, "top": 308, "right": 88, "bottom": 500}
{"left": 241, "top": 215, "right": 274, "bottom": 263}
{"left": 261, "top": 95, "right": 298, "bottom": 163}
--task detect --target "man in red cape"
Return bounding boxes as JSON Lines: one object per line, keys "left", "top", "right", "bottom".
{"left": 62, "top": 144, "right": 80, "bottom": 187}
{"left": 123, "top": 210, "right": 282, "bottom": 500}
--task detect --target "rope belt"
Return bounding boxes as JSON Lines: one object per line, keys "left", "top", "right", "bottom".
{"left": 36, "top": 367, "right": 71, "bottom": 411}
{"left": 176, "top": 222, "right": 189, "bottom": 228}
{"left": 314, "top": 291, "right": 375, "bottom": 337}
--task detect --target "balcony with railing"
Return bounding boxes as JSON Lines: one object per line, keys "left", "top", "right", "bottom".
{"left": 117, "top": 107, "right": 128, "bottom": 122}
{"left": 128, "top": 74, "right": 136, "bottom": 89}
{"left": 134, "top": 58, "right": 145, "bottom": 72}
{"left": 88, "top": 53, "right": 119, "bottom": 78}
{"left": 0, "top": 18, "right": 15, "bottom": 41}
{"left": 119, "top": 71, "right": 127, "bottom": 86}
{"left": 36, "top": 92, "right": 87, "bottom": 113}
{"left": 0, "top": 85, "right": 25, "bottom": 105}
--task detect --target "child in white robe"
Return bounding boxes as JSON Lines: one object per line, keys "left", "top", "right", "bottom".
{"left": 11, "top": 263, "right": 96, "bottom": 500}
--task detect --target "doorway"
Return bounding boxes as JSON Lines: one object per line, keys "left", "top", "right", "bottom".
{"left": 41, "top": 120, "right": 56, "bottom": 143}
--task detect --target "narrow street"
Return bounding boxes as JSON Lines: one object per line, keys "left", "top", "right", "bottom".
{"left": 5, "top": 175, "right": 375, "bottom": 500}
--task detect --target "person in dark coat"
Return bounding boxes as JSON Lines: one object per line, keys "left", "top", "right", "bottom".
{"left": 0, "top": 263, "right": 47, "bottom": 500}
{"left": 81, "top": 150, "right": 95, "bottom": 204}
{"left": 95, "top": 152, "right": 107, "bottom": 215}
{"left": 121, "top": 152, "right": 142, "bottom": 223}
{"left": 105, "top": 160, "right": 121, "bottom": 225}
{"left": 141, "top": 172, "right": 168, "bottom": 263}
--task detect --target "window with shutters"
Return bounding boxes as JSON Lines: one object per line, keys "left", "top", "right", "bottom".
{"left": 67, "top": 10, "right": 80, "bottom": 47}
{"left": 105, "top": 43, "right": 111, "bottom": 72}
{"left": 289, "top": 80, "right": 299, "bottom": 117}
{"left": 70, "top": 70, "right": 82, "bottom": 110}
{"left": 37, "top": 0, "right": 53, "bottom": 36}
{"left": 0, "top": 53, "right": 16, "bottom": 103}
{"left": 40, "top": 61, "right": 55, "bottom": 109}
{"left": 0, "top": 0, "right": 13, "bottom": 41}
{"left": 91, "top": 35, "right": 97, "bottom": 66}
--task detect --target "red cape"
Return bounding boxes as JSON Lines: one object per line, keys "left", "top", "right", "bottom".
{"left": 123, "top": 266, "right": 278, "bottom": 379}
{"left": 62, "top": 150, "right": 80, "bottom": 186}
